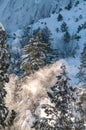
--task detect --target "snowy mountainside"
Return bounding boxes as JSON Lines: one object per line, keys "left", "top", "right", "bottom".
{"left": 0, "top": 1, "right": 86, "bottom": 129}
{"left": 26, "top": 0, "right": 86, "bottom": 84}
{"left": 32, "top": 1, "right": 86, "bottom": 49}
{"left": 0, "top": 0, "right": 86, "bottom": 83}
{"left": 0, "top": 0, "right": 75, "bottom": 31}
{"left": 7, "top": 0, "right": 86, "bottom": 84}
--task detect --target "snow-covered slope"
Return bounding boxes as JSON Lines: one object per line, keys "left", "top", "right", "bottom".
{"left": 0, "top": 0, "right": 86, "bottom": 84}
{"left": 0, "top": 0, "right": 73, "bottom": 31}
{"left": 1, "top": 1, "right": 86, "bottom": 129}
{"left": 23, "top": 0, "right": 86, "bottom": 84}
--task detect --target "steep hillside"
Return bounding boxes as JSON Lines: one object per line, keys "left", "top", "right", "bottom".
{"left": 7, "top": 0, "right": 86, "bottom": 84}
{"left": 0, "top": 0, "right": 73, "bottom": 31}
{"left": 30, "top": 0, "right": 86, "bottom": 83}
{"left": 0, "top": 1, "right": 86, "bottom": 130}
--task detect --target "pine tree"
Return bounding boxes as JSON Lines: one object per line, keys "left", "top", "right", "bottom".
{"left": 57, "top": 14, "right": 63, "bottom": 22}
{"left": 65, "top": 0, "right": 72, "bottom": 10}
{"left": 77, "top": 43, "right": 86, "bottom": 85}
{"left": 76, "top": 87, "right": 86, "bottom": 130}
{"left": 33, "top": 27, "right": 52, "bottom": 44}
{"left": 34, "top": 65, "right": 77, "bottom": 130}
{"left": 0, "top": 25, "right": 16, "bottom": 130}
{"left": 20, "top": 35, "right": 53, "bottom": 76}
{"left": 63, "top": 31, "right": 70, "bottom": 43}
{"left": 21, "top": 26, "right": 31, "bottom": 47}
{"left": 41, "top": 27, "right": 52, "bottom": 44}
{"left": 61, "top": 22, "right": 68, "bottom": 32}
{"left": 0, "top": 25, "right": 10, "bottom": 128}
{"left": 80, "top": 88, "right": 86, "bottom": 130}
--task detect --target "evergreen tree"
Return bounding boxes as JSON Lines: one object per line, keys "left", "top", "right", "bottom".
{"left": 33, "top": 27, "right": 59, "bottom": 62}
{"left": 57, "top": 14, "right": 63, "bottom": 22}
{"left": 20, "top": 35, "right": 53, "bottom": 76}
{"left": 63, "top": 31, "right": 71, "bottom": 44}
{"left": 61, "top": 22, "right": 68, "bottom": 32}
{"left": 76, "top": 87, "right": 86, "bottom": 130}
{"left": 80, "top": 88, "right": 86, "bottom": 130}
{"left": 41, "top": 27, "right": 52, "bottom": 44}
{"left": 77, "top": 43, "right": 86, "bottom": 85}
{"left": 21, "top": 26, "right": 31, "bottom": 47}
{"left": 0, "top": 25, "right": 16, "bottom": 130}
{"left": 65, "top": 0, "right": 72, "bottom": 10}
{"left": 34, "top": 65, "right": 77, "bottom": 130}
{"left": 0, "top": 25, "right": 10, "bottom": 128}
{"left": 33, "top": 27, "right": 52, "bottom": 44}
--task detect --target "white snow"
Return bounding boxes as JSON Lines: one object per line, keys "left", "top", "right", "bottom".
{"left": 1, "top": 1, "right": 86, "bottom": 129}
{"left": 0, "top": 0, "right": 70, "bottom": 31}
{"left": 0, "top": 0, "right": 86, "bottom": 84}
{"left": 0, "top": 22, "right": 5, "bottom": 30}
{"left": 30, "top": 0, "right": 86, "bottom": 84}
